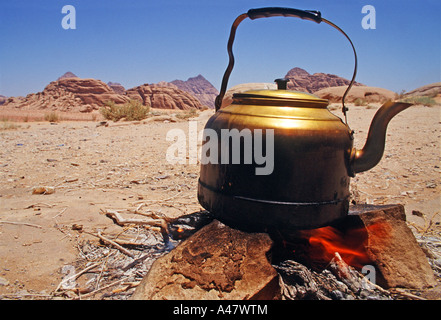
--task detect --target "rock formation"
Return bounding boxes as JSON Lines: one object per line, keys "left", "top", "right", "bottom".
{"left": 1, "top": 72, "right": 217, "bottom": 113}
{"left": 285, "top": 67, "right": 364, "bottom": 93}
{"left": 170, "top": 74, "right": 218, "bottom": 108}
{"left": 57, "top": 71, "right": 78, "bottom": 80}
{"left": 125, "top": 83, "right": 203, "bottom": 110}
{"left": 107, "top": 82, "right": 126, "bottom": 95}
{"left": 2, "top": 77, "right": 130, "bottom": 113}
{"left": 0, "top": 95, "right": 7, "bottom": 106}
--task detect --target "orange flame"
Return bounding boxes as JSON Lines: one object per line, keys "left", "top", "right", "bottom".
{"left": 299, "top": 224, "right": 372, "bottom": 269}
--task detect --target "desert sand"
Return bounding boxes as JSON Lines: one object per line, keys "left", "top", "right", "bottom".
{"left": 0, "top": 104, "right": 440, "bottom": 298}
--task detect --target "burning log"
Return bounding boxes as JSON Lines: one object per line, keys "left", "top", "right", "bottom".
{"left": 276, "top": 253, "right": 391, "bottom": 300}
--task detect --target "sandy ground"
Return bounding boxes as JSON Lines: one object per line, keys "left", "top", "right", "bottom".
{"left": 0, "top": 104, "right": 440, "bottom": 298}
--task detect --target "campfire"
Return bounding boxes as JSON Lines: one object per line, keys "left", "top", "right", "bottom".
{"left": 53, "top": 203, "right": 439, "bottom": 300}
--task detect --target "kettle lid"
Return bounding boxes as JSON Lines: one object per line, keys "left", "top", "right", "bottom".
{"left": 233, "top": 79, "right": 329, "bottom": 108}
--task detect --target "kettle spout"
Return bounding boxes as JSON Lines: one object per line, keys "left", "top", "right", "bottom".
{"left": 351, "top": 101, "right": 413, "bottom": 175}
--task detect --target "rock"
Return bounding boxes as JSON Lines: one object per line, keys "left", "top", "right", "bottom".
{"left": 412, "top": 210, "right": 424, "bottom": 217}
{"left": 171, "top": 74, "right": 219, "bottom": 108}
{"left": 125, "top": 83, "right": 203, "bottom": 110}
{"left": 314, "top": 85, "right": 396, "bottom": 103}
{"left": 32, "top": 186, "right": 55, "bottom": 195}
{"left": 131, "top": 220, "right": 279, "bottom": 300}
{"left": 284, "top": 67, "right": 364, "bottom": 93}
{"left": 346, "top": 204, "right": 437, "bottom": 289}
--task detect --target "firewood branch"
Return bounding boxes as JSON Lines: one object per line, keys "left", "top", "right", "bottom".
{"left": 102, "top": 209, "right": 166, "bottom": 228}
{"left": 97, "top": 231, "right": 135, "bottom": 258}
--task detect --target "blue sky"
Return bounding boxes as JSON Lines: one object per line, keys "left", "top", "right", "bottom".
{"left": 0, "top": 0, "right": 440, "bottom": 97}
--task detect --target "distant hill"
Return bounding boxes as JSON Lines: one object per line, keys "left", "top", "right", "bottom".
{"left": 403, "top": 82, "right": 441, "bottom": 98}
{"left": 3, "top": 69, "right": 437, "bottom": 114}
{"left": 126, "top": 83, "right": 203, "bottom": 110}
{"left": 0, "top": 95, "right": 7, "bottom": 105}
{"left": 285, "top": 67, "right": 364, "bottom": 93}
{"left": 171, "top": 74, "right": 218, "bottom": 108}
{"left": 314, "top": 86, "right": 396, "bottom": 103}
{"left": 1, "top": 72, "right": 206, "bottom": 112}
{"left": 57, "top": 71, "right": 78, "bottom": 80}
{"left": 2, "top": 77, "right": 130, "bottom": 113}
{"left": 107, "top": 82, "right": 126, "bottom": 95}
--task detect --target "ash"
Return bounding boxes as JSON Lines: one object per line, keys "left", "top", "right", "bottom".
{"left": 62, "top": 228, "right": 173, "bottom": 300}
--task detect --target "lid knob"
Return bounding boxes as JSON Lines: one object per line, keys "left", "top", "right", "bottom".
{"left": 274, "top": 78, "right": 289, "bottom": 90}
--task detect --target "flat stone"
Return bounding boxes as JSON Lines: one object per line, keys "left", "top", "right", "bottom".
{"left": 131, "top": 220, "right": 279, "bottom": 300}
{"left": 346, "top": 204, "right": 437, "bottom": 289}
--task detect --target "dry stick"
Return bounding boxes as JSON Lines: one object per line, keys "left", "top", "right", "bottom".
{"left": 131, "top": 209, "right": 171, "bottom": 222}
{"left": 55, "top": 261, "right": 102, "bottom": 292}
{"left": 76, "top": 277, "right": 130, "bottom": 300}
{"left": 51, "top": 207, "right": 68, "bottom": 219}
{"left": 112, "top": 281, "right": 140, "bottom": 294}
{"left": 122, "top": 253, "right": 151, "bottom": 271}
{"left": 422, "top": 211, "right": 440, "bottom": 236}
{"left": 103, "top": 209, "right": 170, "bottom": 247}
{"left": 25, "top": 202, "right": 55, "bottom": 209}
{"left": 391, "top": 288, "right": 427, "bottom": 300}
{"left": 3, "top": 293, "right": 54, "bottom": 299}
{"left": 103, "top": 209, "right": 166, "bottom": 229}
{"left": 0, "top": 221, "right": 42, "bottom": 229}
{"left": 83, "top": 230, "right": 142, "bottom": 247}
{"left": 97, "top": 231, "right": 135, "bottom": 258}
{"left": 95, "top": 253, "right": 112, "bottom": 291}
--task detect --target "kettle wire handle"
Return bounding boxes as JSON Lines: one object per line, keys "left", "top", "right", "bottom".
{"left": 215, "top": 7, "right": 358, "bottom": 124}
{"left": 247, "top": 7, "right": 322, "bottom": 23}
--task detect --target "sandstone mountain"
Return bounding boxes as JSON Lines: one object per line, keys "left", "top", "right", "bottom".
{"left": 170, "top": 74, "right": 218, "bottom": 108}
{"left": 2, "top": 77, "right": 130, "bottom": 113}
{"left": 1, "top": 73, "right": 208, "bottom": 112}
{"left": 107, "top": 82, "right": 126, "bottom": 95}
{"left": 57, "top": 71, "right": 78, "bottom": 81}
{"left": 0, "top": 95, "right": 7, "bottom": 106}
{"left": 285, "top": 67, "right": 364, "bottom": 93}
{"left": 125, "top": 83, "right": 203, "bottom": 110}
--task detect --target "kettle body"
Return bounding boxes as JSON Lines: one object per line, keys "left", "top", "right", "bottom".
{"left": 198, "top": 89, "right": 353, "bottom": 232}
